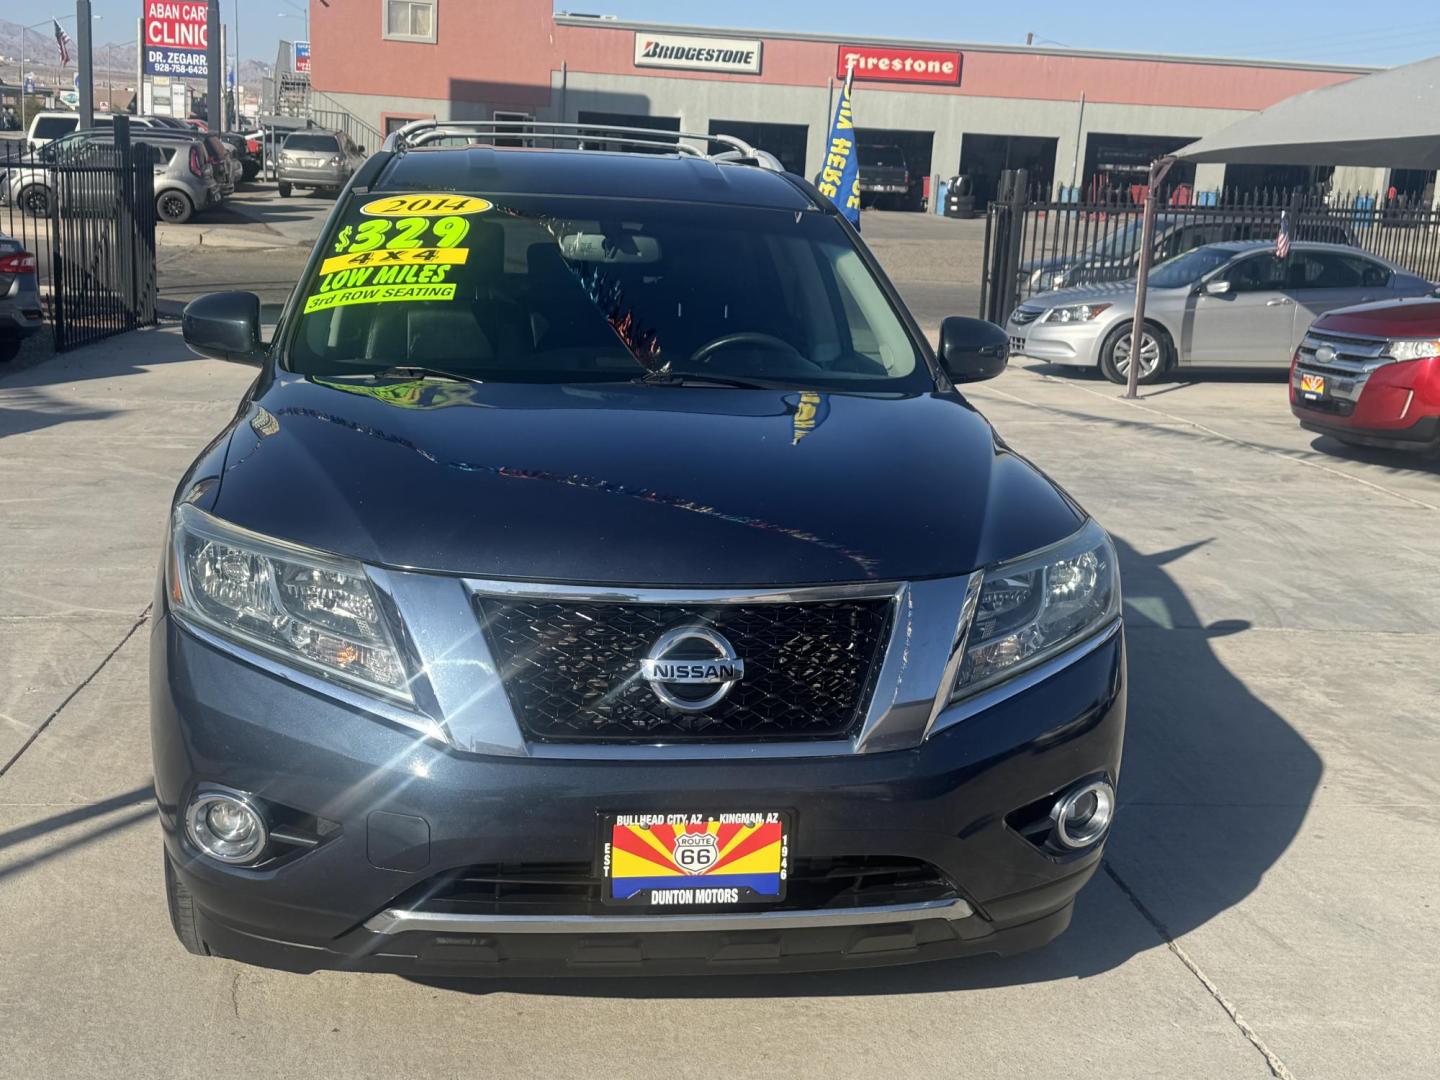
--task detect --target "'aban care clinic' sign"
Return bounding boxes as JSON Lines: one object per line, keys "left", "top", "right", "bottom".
{"left": 836, "top": 45, "right": 962, "bottom": 86}
{"left": 144, "top": 1, "right": 209, "bottom": 79}
{"left": 634, "top": 33, "right": 762, "bottom": 76}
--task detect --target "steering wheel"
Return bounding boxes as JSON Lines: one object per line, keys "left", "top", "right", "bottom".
{"left": 687, "top": 332, "right": 815, "bottom": 372}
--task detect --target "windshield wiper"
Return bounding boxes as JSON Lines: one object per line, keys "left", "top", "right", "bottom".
{"left": 325, "top": 365, "right": 483, "bottom": 384}
{"left": 634, "top": 371, "right": 789, "bottom": 390}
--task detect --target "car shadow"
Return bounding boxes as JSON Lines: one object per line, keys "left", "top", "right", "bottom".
{"left": 1307, "top": 434, "right": 1440, "bottom": 474}
{"left": 411, "top": 536, "right": 1322, "bottom": 997}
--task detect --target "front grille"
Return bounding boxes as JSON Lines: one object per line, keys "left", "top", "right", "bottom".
{"left": 390, "top": 857, "right": 957, "bottom": 917}
{"left": 475, "top": 596, "right": 893, "bottom": 742}
{"left": 1010, "top": 307, "right": 1042, "bottom": 326}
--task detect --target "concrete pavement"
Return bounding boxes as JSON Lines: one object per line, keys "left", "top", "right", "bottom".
{"left": 1, "top": 248, "right": 1437, "bottom": 1077}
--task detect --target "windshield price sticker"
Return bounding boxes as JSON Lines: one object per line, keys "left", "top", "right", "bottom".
{"left": 303, "top": 279, "right": 457, "bottom": 315}
{"left": 333, "top": 215, "right": 471, "bottom": 255}
{"left": 359, "top": 194, "right": 493, "bottom": 218}
{"left": 319, "top": 246, "right": 469, "bottom": 276}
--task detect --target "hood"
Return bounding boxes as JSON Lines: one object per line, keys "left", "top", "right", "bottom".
{"left": 209, "top": 374, "right": 1083, "bottom": 586}
{"left": 1315, "top": 296, "right": 1440, "bottom": 335}
{"left": 1017, "top": 280, "right": 1149, "bottom": 312}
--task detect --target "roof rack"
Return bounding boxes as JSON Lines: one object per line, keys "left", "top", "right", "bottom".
{"left": 381, "top": 119, "right": 785, "bottom": 171}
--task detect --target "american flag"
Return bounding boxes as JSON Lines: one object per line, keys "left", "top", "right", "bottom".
{"left": 1275, "top": 210, "right": 1291, "bottom": 259}
{"left": 53, "top": 19, "right": 72, "bottom": 66}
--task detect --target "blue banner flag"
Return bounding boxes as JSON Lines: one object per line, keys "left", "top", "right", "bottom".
{"left": 817, "top": 66, "right": 861, "bottom": 229}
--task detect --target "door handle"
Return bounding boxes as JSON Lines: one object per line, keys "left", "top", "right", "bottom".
{"left": 1266, "top": 297, "right": 1292, "bottom": 306}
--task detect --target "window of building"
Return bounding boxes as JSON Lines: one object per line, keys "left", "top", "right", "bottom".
{"left": 493, "top": 111, "right": 533, "bottom": 148}
{"left": 384, "top": 0, "right": 436, "bottom": 43}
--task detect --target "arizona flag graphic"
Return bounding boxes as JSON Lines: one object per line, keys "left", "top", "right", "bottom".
{"left": 607, "top": 817, "right": 785, "bottom": 904}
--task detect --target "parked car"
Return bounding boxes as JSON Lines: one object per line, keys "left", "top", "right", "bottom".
{"left": 1291, "top": 296, "right": 1440, "bottom": 454}
{"left": 24, "top": 110, "right": 172, "bottom": 151}
{"left": 218, "top": 132, "right": 261, "bottom": 181}
{"left": 154, "top": 123, "right": 1126, "bottom": 976}
{"left": 276, "top": 129, "right": 366, "bottom": 197}
{"left": 1019, "top": 213, "right": 1359, "bottom": 296}
{"left": 856, "top": 142, "right": 910, "bottom": 208}
{"left": 0, "top": 231, "right": 43, "bottom": 362}
{"left": 1008, "top": 241, "right": 1433, "bottom": 384}
{"left": 3, "top": 129, "right": 221, "bottom": 223}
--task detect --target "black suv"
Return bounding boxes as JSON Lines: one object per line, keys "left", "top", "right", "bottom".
{"left": 156, "top": 121, "right": 1125, "bottom": 976}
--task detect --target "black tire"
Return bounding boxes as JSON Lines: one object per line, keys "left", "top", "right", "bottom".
{"left": 277, "top": 182, "right": 292, "bottom": 198}
{"left": 1099, "top": 321, "right": 1172, "bottom": 385}
{"left": 17, "top": 184, "right": 51, "bottom": 218}
{"left": 156, "top": 190, "right": 194, "bottom": 225}
{"left": 163, "top": 851, "right": 209, "bottom": 956}
{"left": 0, "top": 335, "right": 21, "bottom": 363}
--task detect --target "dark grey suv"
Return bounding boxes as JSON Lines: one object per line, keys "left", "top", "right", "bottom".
{"left": 156, "top": 121, "right": 1126, "bottom": 976}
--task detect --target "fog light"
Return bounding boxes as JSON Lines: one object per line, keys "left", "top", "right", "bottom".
{"left": 1050, "top": 779, "right": 1115, "bottom": 850}
{"left": 186, "top": 790, "right": 268, "bottom": 864}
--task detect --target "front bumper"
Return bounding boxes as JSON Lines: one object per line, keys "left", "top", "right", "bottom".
{"left": 1006, "top": 316, "right": 1109, "bottom": 367}
{"left": 151, "top": 613, "right": 1125, "bottom": 976}
{"left": 1291, "top": 355, "right": 1440, "bottom": 451}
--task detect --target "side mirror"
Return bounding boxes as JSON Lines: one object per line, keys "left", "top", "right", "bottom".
{"left": 1203, "top": 278, "right": 1232, "bottom": 296}
{"left": 182, "top": 291, "right": 263, "bottom": 363}
{"left": 357, "top": 145, "right": 366, "bottom": 154}
{"left": 937, "top": 315, "right": 1008, "bottom": 383}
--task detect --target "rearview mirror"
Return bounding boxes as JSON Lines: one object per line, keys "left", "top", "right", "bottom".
{"left": 182, "top": 291, "right": 263, "bottom": 363}
{"left": 1203, "top": 279, "right": 1232, "bottom": 296}
{"left": 937, "top": 316, "right": 1008, "bottom": 384}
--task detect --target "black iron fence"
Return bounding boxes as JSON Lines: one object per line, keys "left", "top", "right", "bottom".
{"left": 982, "top": 170, "right": 1440, "bottom": 324}
{"left": 1, "top": 123, "right": 157, "bottom": 352}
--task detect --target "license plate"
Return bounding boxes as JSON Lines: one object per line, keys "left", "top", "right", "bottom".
{"left": 1299, "top": 372, "right": 1326, "bottom": 399}
{"left": 601, "top": 812, "right": 789, "bottom": 907}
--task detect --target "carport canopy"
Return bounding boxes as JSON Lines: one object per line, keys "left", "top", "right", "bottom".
{"left": 1118, "top": 53, "right": 1440, "bottom": 399}
{"left": 1172, "top": 54, "right": 1440, "bottom": 169}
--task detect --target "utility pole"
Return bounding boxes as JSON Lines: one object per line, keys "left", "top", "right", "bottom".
{"left": 77, "top": 0, "right": 95, "bottom": 128}
{"left": 206, "top": 0, "right": 221, "bottom": 128}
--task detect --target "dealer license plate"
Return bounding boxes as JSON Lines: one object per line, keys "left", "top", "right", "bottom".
{"left": 1299, "top": 372, "right": 1327, "bottom": 399}
{"left": 601, "top": 812, "right": 789, "bottom": 907}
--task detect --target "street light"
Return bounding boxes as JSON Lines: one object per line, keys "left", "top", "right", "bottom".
{"left": 277, "top": 1, "right": 310, "bottom": 42}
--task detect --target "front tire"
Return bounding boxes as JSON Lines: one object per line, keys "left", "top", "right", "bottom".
{"left": 156, "top": 190, "right": 194, "bottom": 225}
{"left": 18, "top": 184, "right": 51, "bottom": 218}
{"left": 1099, "top": 321, "right": 1171, "bottom": 385}
{"left": 277, "top": 182, "right": 292, "bottom": 198}
{"left": 163, "top": 851, "right": 208, "bottom": 956}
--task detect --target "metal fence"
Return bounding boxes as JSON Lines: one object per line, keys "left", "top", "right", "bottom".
{"left": 981, "top": 169, "right": 1440, "bottom": 324}
{"left": 1, "top": 124, "right": 157, "bottom": 352}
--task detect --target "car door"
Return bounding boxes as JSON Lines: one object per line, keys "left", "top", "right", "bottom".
{"left": 1284, "top": 250, "right": 1392, "bottom": 351}
{"left": 1186, "top": 252, "right": 1295, "bottom": 366}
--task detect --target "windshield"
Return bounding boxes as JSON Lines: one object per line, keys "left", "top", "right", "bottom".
{"left": 284, "top": 133, "right": 340, "bottom": 152}
{"left": 859, "top": 145, "right": 904, "bottom": 168}
{"left": 1147, "top": 247, "right": 1236, "bottom": 289}
{"left": 285, "top": 193, "right": 929, "bottom": 390}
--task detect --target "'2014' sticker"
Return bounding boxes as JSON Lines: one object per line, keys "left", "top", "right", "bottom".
{"left": 359, "top": 193, "right": 492, "bottom": 217}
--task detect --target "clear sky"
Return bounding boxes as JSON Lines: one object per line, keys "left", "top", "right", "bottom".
{"left": 64, "top": 0, "right": 1440, "bottom": 68}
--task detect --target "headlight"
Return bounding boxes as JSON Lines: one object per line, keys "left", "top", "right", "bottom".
{"left": 951, "top": 520, "right": 1119, "bottom": 701}
{"left": 168, "top": 503, "right": 411, "bottom": 701}
{"left": 1385, "top": 338, "right": 1440, "bottom": 362}
{"left": 1043, "top": 303, "right": 1111, "bottom": 324}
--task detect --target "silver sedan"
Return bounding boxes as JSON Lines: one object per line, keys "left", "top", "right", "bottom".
{"left": 1007, "top": 241, "right": 1433, "bottom": 384}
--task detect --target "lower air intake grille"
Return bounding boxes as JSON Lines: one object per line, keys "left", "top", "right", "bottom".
{"left": 389, "top": 857, "right": 957, "bottom": 917}
{"left": 475, "top": 596, "right": 893, "bottom": 742}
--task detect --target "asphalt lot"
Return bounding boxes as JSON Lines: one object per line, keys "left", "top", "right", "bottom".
{"left": 1, "top": 204, "right": 1437, "bottom": 1079}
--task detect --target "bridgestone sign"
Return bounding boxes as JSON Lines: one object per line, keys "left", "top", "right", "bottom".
{"left": 633, "top": 33, "right": 763, "bottom": 75}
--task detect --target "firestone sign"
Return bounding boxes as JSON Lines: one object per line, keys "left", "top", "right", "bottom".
{"left": 143, "top": 1, "right": 209, "bottom": 79}
{"left": 634, "top": 33, "right": 763, "bottom": 76}
{"left": 836, "top": 45, "right": 963, "bottom": 86}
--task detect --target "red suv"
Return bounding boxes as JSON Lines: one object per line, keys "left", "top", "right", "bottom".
{"left": 1292, "top": 297, "right": 1440, "bottom": 454}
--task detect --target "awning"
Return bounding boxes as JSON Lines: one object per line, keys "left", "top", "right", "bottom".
{"left": 1174, "top": 55, "right": 1440, "bottom": 169}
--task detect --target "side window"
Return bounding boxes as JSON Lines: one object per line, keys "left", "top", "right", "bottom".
{"left": 1305, "top": 252, "right": 1389, "bottom": 289}
{"left": 1221, "top": 254, "right": 1287, "bottom": 292}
